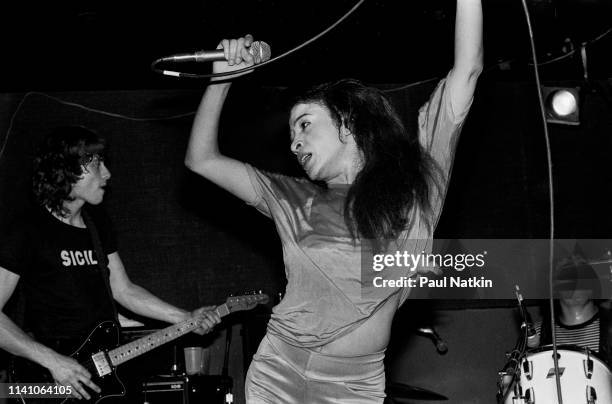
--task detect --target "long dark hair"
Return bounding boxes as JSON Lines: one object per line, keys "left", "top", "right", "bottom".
{"left": 32, "top": 126, "right": 105, "bottom": 217}
{"left": 293, "top": 79, "right": 441, "bottom": 241}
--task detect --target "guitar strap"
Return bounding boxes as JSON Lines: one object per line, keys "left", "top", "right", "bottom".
{"left": 81, "top": 207, "right": 119, "bottom": 325}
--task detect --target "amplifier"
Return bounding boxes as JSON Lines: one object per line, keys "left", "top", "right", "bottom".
{"left": 142, "top": 375, "right": 233, "bottom": 404}
{"left": 142, "top": 376, "right": 187, "bottom": 404}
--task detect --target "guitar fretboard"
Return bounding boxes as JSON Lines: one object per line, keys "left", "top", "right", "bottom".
{"left": 108, "top": 303, "right": 230, "bottom": 366}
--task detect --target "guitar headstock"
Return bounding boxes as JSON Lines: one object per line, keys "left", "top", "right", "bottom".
{"left": 225, "top": 292, "right": 270, "bottom": 313}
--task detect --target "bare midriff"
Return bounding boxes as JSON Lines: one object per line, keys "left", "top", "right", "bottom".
{"left": 319, "top": 293, "right": 400, "bottom": 356}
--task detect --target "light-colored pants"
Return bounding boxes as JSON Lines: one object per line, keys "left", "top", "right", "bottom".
{"left": 245, "top": 334, "right": 386, "bottom": 404}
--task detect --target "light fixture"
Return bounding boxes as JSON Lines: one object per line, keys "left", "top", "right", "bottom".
{"left": 541, "top": 86, "right": 580, "bottom": 126}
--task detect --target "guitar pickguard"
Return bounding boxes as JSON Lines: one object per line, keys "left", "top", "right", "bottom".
{"left": 12, "top": 321, "right": 125, "bottom": 403}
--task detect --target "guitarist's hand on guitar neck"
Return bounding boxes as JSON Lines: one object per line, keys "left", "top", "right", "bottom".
{"left": 44, "top": 350, "right": 101, "bottom": 400}
{"left": 185, "top": 305, "right": 221, "bottom": 335}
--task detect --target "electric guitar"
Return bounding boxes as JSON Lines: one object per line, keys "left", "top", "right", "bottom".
{"left": 11, "top": 292, "right": 269, "bottom": 403}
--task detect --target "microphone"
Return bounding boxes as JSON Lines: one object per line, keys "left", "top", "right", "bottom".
{"left": 160, "top": 41, "right": 271, "bottom": 64}
{"left": 515, "top": 285, "right": 540, "bottom": 348}
{"left": 417, "top": 326, "right": 448, "bottom": 354}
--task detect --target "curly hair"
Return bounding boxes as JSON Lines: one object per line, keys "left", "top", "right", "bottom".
{"left": 292, "top": 79, "right": 442, "bottom": 242}
{"left": 32, "top": 126, "right": 105, "bottom": 217}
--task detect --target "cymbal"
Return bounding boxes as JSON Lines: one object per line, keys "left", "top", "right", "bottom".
{"left": 587, "top": 258, "right": 612, "bottom": 265}
{"left": 386, "top": 382, "right": 448, "bottom": 401}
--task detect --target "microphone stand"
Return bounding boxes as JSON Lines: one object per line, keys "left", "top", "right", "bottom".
{"left": 170, "top": 344, "right": 181, "bottom": 376}
{"left": 496, "top": 285, "right": 534, "bottom": 403}
{"left": 496, "top": 332, "right": 526, "bottom": 404}
{"left": 221, "top": 325, "right": 234, "bottom": 404}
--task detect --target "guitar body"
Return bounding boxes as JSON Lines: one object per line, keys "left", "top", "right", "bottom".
{"left": 11, "top": 293, "right": 269, "bottom": 403}
{"left": 12, "top": 321, "right": 125, "bottom": 404}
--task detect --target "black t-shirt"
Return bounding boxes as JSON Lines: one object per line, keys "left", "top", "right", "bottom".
{"left": 0, "top": 205, "right": 118, "bottom": 339}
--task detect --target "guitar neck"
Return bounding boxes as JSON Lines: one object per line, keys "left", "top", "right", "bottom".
{"left": 108, "top": 303, "right": 231, "bottom": 366}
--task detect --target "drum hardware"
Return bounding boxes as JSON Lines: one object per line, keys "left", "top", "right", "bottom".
{"left": 501, "top": 346, "right": 611, "bottom": 404}
{"left": 586, "top": 251, "right": 612, "bottom": 284}
{"left": 523, "top": 360, "right": 533, "bottom": 380}
{"left": 523, "top": 387, "right": 534, "bottom": 404}
{"left": 384, "top": 382, "right": 448, "bottom": 402}
{"left": 584, "top": 349, "right": 593, "bottom": 379}
{"left": 586, "top": 386, "right": 597, "bottom": 404}
{"left": 514, "top": 382, "right": 521, "bottom": 399}
{"left": 503, "top": 380, "right": 534, "bottom": 404}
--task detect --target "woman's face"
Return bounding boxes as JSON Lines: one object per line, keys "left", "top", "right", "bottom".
{"left": 289, "top": 102, "right": 360, "bottom": 184}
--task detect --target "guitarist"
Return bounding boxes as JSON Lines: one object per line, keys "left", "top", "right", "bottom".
{"left": 0, "top": 126, "right": 221, "bottom": 401}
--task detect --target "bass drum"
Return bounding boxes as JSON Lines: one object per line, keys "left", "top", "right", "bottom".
{"left": 503, "top": 345, "right": 611, "bottom": 404}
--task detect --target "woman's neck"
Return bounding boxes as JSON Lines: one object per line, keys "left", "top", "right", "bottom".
{"left": 326, "top": 150, "right": 363, "bottom": 186}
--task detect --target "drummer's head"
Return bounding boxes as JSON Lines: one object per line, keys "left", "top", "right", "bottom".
{"left": 554, "top": 255, "right": 601, "bottom": 303}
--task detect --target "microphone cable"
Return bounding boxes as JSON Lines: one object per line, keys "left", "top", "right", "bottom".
{"left": 0, "top": 92, "right": 197, "bottom": 164}
{"left": 151, "top": 0, "right": 366, "bottom": 79}
{"left": 519, "top": 0, "right": 562, "bottom": 403}
{"left": 530, "top": 26, "right": 611, "bottom": 68}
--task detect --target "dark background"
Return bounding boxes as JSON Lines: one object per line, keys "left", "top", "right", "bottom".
{"left": 0, "top": 0, "right": 610, "bottom": 91}
{"left": 1, "top": 0, "right": 611, "bottom": 403}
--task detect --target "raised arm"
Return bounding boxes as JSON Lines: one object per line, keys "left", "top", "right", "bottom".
{"left": 447, "top": 0, "right": 484, "bottom": 115}
{"left": 185, "top": 34, "right": 261, "bottom": 204}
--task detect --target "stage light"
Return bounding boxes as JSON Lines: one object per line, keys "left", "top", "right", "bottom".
{"left": 541, "top": 86, "right": 580, "bottom": 126}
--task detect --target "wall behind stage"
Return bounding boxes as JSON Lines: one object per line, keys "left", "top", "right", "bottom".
{"left": 2, "top": 79, "right": 612, "bottom": 310}
{"left": 1, "top": 79, "right": 611, "bottom": 401}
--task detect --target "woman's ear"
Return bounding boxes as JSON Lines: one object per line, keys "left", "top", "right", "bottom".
{"left": 339, "top": 122, "right": 353, "bottom": 141}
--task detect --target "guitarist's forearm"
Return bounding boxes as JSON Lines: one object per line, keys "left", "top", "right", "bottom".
{"left": 0, "top": 313, "right": 57, "bottom": 368}
{"left": 114, "top": 283, "right": 188, "bottom": 324}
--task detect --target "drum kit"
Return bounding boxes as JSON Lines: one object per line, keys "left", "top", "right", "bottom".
{"left": 497, "top": 285, "right": 612, "bottom": 404}
{"left": 387, "top": 246, "right": 612, "bottom": 404}
{"left": 499, "top": 345, "right": 611, "bottom": 404}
